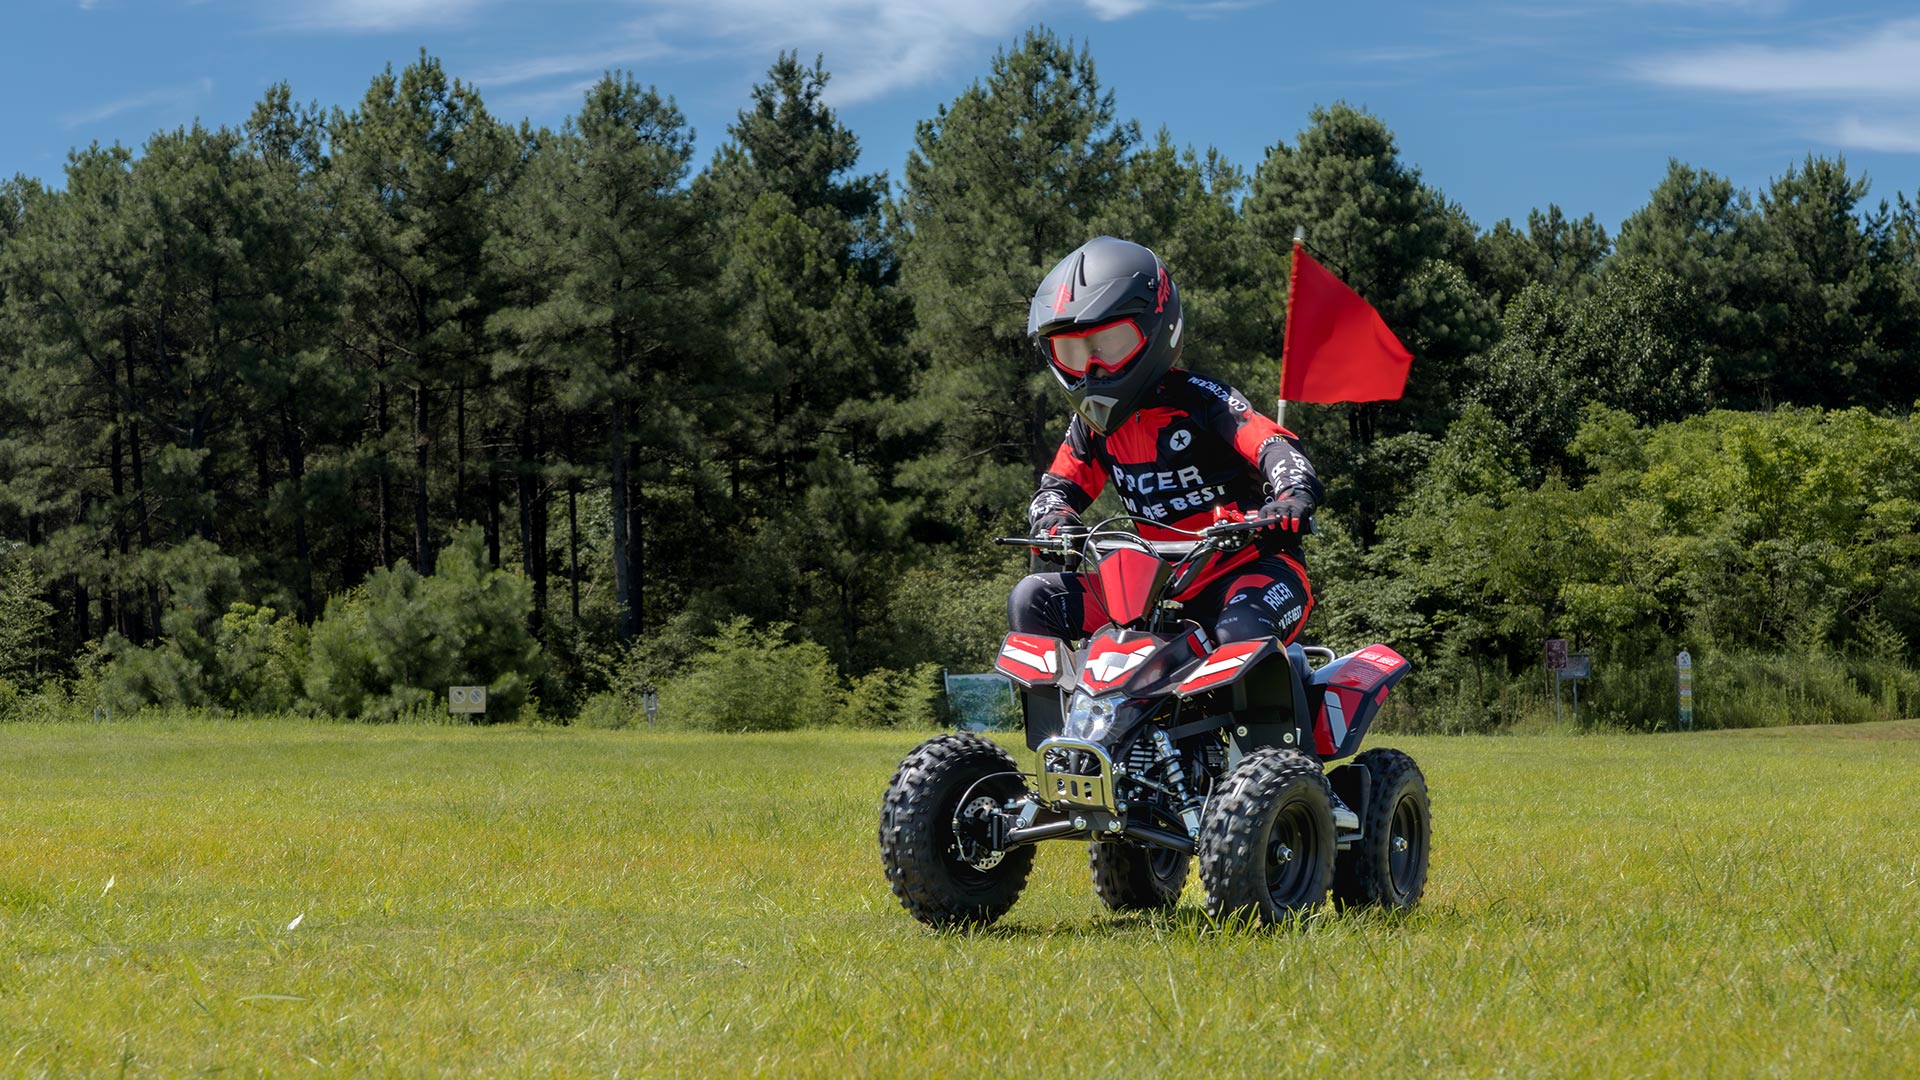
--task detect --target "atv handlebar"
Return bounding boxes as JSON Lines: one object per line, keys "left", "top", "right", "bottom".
{"left": 995, "top": 518, "right": 1260, "bottom": 561}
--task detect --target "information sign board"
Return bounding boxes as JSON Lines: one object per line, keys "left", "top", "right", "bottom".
{"left": 449, "top": 685, "right": 487, "bottom": 715}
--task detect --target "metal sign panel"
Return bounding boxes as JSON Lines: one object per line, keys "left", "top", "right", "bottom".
{"left": 945, "top": 671, "right": 1020, "bottom": 732}
{"left": 1559, "top": 653, "right": 1591, "bottom": 680}
{"left": 449, "top": 686, "right": 488, "bottom": 714}
{"left": 1545, "top": 638, "right": 1569, "bottom": 671}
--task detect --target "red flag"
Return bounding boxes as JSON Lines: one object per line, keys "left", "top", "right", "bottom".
{"left": 1279, "top": 243, "right": 1413, "bottom": 404}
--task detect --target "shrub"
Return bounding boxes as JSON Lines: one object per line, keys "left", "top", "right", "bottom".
{"left": 96, "top": 602, "right": 310, "bottom": 715}
{"left": 654, "top": 618, "right": 842, "bottom": 731}
{"left": 573, "top": 691, "right": 644, "bottom": 730}
{"left": 304, "top": 526, "right": 544, "bottom": 721}
{"left": 840, "top": 663, "right": 941, "bottom": 728}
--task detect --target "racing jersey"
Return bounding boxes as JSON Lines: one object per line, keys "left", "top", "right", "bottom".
{"left": 1027, "top": 370, "right": 1322, "bottom": 551}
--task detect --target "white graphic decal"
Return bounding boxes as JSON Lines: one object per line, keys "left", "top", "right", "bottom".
{"left": 1000, "top": 642, "right": 1057, "bottom": 674}
{"left": 1085, "top": 645, "right": 1153, "bottom": 683}
{"left": 1324, "top": 692, "right": 1349, "bottom": 744}
{"left": 1170, "top": 429, "right": 1191, "bottom": 452}
{"left": 1188, "top": 655, "right": 1247, "bottom": 681}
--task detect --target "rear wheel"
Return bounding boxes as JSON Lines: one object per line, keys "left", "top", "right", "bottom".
{"left": 1331, "top": 748, "right": 1431, "bottom": 910}
{"left": 1196, "top": 748, "right": 1335, "bottom": 923}
{"left": 878, "top": 734, "right": 1035, "bottom": 928}
{"left": 1090, "top": 839, "right": 1190, "bottom": 912}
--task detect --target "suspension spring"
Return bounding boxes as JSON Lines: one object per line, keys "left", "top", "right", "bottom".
{"left": 1150, "top": 729, "right": 1205, "bottom": 836}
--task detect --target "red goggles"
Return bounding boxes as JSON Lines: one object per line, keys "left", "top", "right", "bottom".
{"left": 1046, "top": 318, "right": 1146, "bottom": 378}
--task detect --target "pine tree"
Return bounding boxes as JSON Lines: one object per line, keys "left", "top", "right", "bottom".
{"left": 1095, "top": 130, "right": 1266, "bottom": 392}
{"left": 1244, "top": 104, "right": 1495, "bottom": 539}
{"left": 490, "top": 73, "right": 708, "bottom": 642}
{"left": 693, "top": 54, "right": 913, "bottom": 666}
{"left": 894, "top": 29, "right": 1137, "bottom": 527}
{"left": 329, "top": 53, "right": 514, "bottom": 575}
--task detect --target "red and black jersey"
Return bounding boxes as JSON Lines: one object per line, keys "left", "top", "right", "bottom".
{"left": 1028, "top": 369, "right": 1322, "bottom": 547}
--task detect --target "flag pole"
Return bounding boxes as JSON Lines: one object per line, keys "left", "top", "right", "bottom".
{"left": 1277, "top": 225, "right": 1305, "bottom": 429}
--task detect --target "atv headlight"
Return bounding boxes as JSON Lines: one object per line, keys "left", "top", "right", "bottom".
{"left": 1064, "top": 691, "right": 1118, "bottom": 743}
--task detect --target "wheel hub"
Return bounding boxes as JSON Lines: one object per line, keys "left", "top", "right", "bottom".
{"left": 953, "top": 796, "right": 1006, "bottom": 869}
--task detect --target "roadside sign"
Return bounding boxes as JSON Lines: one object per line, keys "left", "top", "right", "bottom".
{"left": 1545, "top": 638, "right": 1569, "bottom": 671}
{"left": 1556, "top": 652, "right": 1592, "bottom": 724}
{"left": 449, "top": 685, "right": 487, "bottom": 715}
{"left": 1677, "top": 651, "right": 1694, "bottom": 731}
{"left": 643, "top": 689, "right": 659, "bottom": 726}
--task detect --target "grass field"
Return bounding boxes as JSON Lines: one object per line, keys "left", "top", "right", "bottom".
{"left": 4, "top": 719, "right": 1919, "bottom": 1078}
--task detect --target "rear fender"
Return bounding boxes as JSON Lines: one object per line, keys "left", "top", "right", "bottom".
{"left": 1306, "top": 645, "right": 1410, "bottom": 759}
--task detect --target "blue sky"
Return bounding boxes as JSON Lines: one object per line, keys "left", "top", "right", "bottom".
{"left": 5, "top": 0, "right": 1918, "bottom": 234}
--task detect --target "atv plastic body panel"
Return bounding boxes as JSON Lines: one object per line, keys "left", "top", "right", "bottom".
{"left": 995, "top": 632, "right": 1074, "bottom": 690}
{"left": 1306, "top": 645, "right": 1410, "bottom": 759}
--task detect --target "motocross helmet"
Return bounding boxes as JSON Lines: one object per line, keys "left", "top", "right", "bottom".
{"left": 1028, "top": 236, "right": 1184, "bottom": 433}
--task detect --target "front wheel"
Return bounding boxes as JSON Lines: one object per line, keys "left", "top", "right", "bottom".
{"left": 1090, "top": 839, "right": 1190, "bottom": 912}
{"left": 878, "top": 734, "right": 1035, "bottom": 928}
{"left": 1196, "top": 748, "right": 1335, "bottom": 924}
{"left": 1332, "top": 748, "right": 1431, "bottom": 910}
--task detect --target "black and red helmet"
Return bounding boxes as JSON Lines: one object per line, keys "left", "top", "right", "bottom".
{"left": 1028, "top": 236, "right": 1184, "bottom": 433}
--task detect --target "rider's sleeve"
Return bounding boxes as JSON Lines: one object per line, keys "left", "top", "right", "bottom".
{"left": 1190, "top": 374, "right": 1324, "bottom": 508}
{"left": 1027, "top": 417, "right": 1107, "bottom": 529}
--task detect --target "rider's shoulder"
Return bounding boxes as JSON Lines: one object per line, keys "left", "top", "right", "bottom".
{"left": 1161, "top": 368, "right": 1245, "bottom": 409}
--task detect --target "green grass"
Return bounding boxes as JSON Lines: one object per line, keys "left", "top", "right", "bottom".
{"left": 3, "top": 719, "right": 1919, "bottom": 1078}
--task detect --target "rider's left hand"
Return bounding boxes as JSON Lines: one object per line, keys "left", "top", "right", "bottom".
{"left": 1251, "top": 493, "right": 1313, "bottom": 534}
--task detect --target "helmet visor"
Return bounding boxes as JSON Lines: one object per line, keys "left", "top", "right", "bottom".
{"left": 1048, "top": 318, "right": 1147, "bottom": 378}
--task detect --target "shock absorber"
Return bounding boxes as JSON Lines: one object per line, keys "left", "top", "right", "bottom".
{"left": 1150, "top": 729, "right": 1205, "bottom": 837}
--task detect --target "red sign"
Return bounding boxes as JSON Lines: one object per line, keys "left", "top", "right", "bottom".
{"left": 1545, "top": 638, "right": 1568, "bottom": 671}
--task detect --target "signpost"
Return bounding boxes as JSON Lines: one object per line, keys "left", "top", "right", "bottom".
{"left": 1546, "top": 638, "right": 1569, "bottom": 724}
{"left": 643, "top": 688, "right": 659, "bottom": 726}
{"left": 1560, "top": 653, "right": 1591, "bottom": 725}
{"left": 449, "top": 685, "right": 487, "bottom": 718}
{"left": 1677, "top": 651, "right": 1694, "bottom": 731}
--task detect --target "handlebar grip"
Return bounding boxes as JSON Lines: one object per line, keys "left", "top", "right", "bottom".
{"left": 1203, "top": 514, "right": 1318, "bottom": 538}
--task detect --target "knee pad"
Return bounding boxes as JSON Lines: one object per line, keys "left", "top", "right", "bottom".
{"left": 1007, "top": 574, "right": 1055, "bottom": 635}
{"left": 1212, "top": 604, "right": 1273, "bottom": 646}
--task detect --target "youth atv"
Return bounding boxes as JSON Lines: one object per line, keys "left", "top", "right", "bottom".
{"left": 878, "top": 513, "right": 1431, "bottom": 928}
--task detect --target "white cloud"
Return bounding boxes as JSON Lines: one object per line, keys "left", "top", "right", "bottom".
{"left": 1634, "top": 17, "right": 1920, "bottom": 99}
{"left": 1833, "top": 114, "right": 1920, "bottom": 153}
{"left": 63, "top": 77, "right": 214, "bottom": 128}
{"left": 517, "top": 0, "right": 1163, "bottom": 106}
{"left": 1635, "top": 17, "right": 1920, "bottom": 154}
{"left": 473, "top": 34, "right": 672, "bottom": 89}
{"left": 491, "top": 78, "right": 605, "bottom": 119}
{"left": 291, "top": 0, "right": 490, "bottom": 31}
{"left": 1632, "top": 0, "right": 1788, "bottom": 11}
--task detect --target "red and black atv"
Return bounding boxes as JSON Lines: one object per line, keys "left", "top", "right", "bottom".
{"left": 878, "top": 513, "right": 1431, "bottom": 928}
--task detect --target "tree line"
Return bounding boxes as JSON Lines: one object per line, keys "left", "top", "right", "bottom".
{"left": 3, "top": 29, "right": 1919, "bottom": 725}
